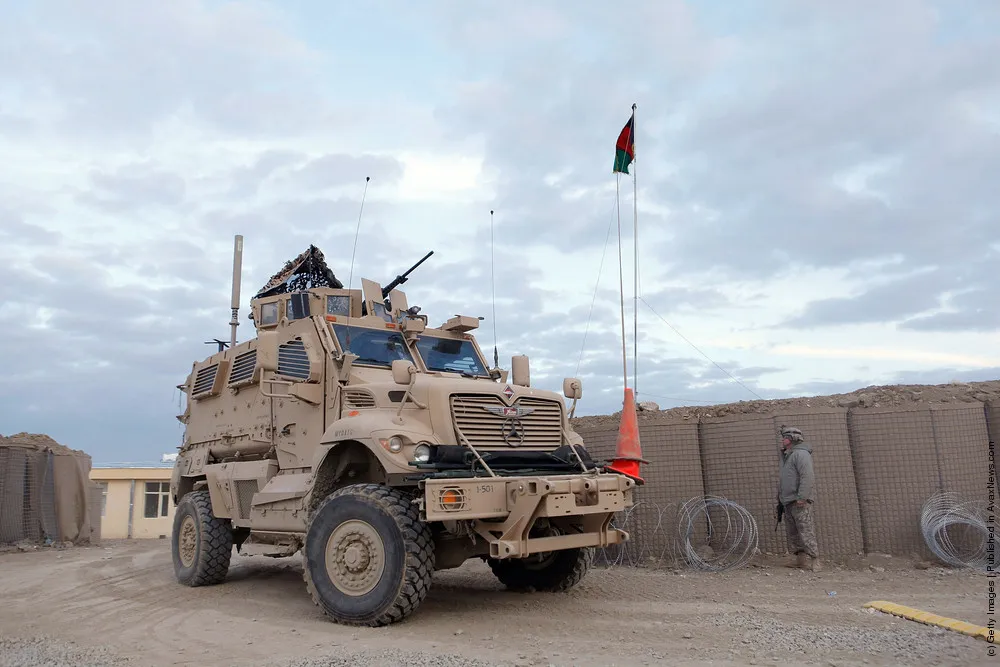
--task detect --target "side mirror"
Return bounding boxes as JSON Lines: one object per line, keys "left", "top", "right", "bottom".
{"left": 563, "top": 378, "right": 583, "bottom": 400}
{"left": 257, "top": 331, "right": 278, "bottom": 372}
{"left": 511, "top": 355, "right": 530, "bottom": 387}
{"left": 392, "top": 360, "right": 416, "bottom": 385}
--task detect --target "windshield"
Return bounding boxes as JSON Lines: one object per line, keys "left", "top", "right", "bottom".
{"left": 415, "top": 336, "right": 489, "bottom": 376}
{"left": 331, "top": 324, "right": 415, "bottom": 367}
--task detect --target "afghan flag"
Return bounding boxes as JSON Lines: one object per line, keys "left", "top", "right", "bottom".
{"left": 612, "top": 111, "right": 635, "bottom": 174}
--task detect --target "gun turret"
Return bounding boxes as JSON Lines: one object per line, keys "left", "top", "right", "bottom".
{"left": 382, "top": 250, "right": 434, "bottom": 298}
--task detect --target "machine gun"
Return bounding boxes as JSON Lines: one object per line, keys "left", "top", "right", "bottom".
{"left": 382, "top": 250, "right": 434, "bottom": 298}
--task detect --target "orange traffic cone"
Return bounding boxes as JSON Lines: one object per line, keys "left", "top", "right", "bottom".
{"left": 606, "top": 387, "right": 648, "bottom": 484}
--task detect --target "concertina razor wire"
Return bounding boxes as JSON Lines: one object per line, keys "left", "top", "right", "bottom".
{"left": 592, "top": 495, "right": 760, "bottom": 572}
{"left": 920, "top": 491, "right": 991, "bottom": 571}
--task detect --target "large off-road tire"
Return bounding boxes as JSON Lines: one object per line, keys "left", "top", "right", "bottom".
{"left": 303, "top": 484, "right": 434, "bottom": 627}
{"left": 488, "top": 546, "right": 593, "bottom": 592}
{"left": 171, "top": 489, "right": 233, "bottom": 586}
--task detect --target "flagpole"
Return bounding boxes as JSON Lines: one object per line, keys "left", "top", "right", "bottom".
{"left": 631, "top": 103, "right": 638, "bottom": 400}
{"left": 616, "top": 173, "right": 628, "bottom": 391}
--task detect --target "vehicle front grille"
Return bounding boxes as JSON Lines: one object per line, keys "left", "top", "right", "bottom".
{"left": 450, "top": 394, "right": 563, "bottom": 448}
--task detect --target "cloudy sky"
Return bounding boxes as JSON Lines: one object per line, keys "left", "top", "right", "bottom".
{"left": 1, "top": 0, "right": 998, "bottom": 463}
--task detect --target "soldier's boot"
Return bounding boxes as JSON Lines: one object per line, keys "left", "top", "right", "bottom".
{"left": 809, "top": 556, "right": 822, "bottom": 572}
{"left": 784, "top": 552, "right": 808, "bottom": 569}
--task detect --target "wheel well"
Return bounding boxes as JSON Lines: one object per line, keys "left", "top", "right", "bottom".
{"left": 308, "top": 440, "right": 388, "bottom": 513}
{"left": 174, "top": 475, "right": 204, "bottom": 505}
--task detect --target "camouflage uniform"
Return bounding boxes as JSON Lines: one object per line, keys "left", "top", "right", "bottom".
{"left": 777, "top": 426, "right": 820, "bottom": 568}
{"left": 784, "top": 499, "right": 818, "bottom": 559}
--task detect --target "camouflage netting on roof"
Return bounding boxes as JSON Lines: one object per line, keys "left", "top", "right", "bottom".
{"left": 0, "top": 433, "right": 101, "bottom": 546}
{"left": 255, "top": 245, "right": 343, "bottom": 299}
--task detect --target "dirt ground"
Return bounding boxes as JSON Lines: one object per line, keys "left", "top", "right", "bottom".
{"left": 0, "top": 541, "right": 994, "bottom": 667}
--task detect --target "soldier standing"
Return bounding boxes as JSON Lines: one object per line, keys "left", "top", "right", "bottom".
{"left": 777, "top": 425, "right": 821, "bottom": 571}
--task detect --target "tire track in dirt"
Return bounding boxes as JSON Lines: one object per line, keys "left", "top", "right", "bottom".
{"left": 0, "top": 540, "right": 989, "bottom": 667}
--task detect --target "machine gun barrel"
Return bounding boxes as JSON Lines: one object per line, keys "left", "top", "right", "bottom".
{"left": 382, "top": 250, "right": 434, "bottom": 297}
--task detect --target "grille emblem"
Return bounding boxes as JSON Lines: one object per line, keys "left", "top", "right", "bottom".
{"left": 482, "top": 405, "right": 535, "bottom": 448}
{"left": 501, "top": 417, "right": 526, "bottom": 446}
{"left": 482, "top": 405, "right": 535, "bottom": 418}
{"left": 503, "top": 385, "right": 514, "bottom": 399}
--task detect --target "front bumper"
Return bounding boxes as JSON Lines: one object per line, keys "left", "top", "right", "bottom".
{"left": 419, "top": 472, "right": 635, "bottom": 558}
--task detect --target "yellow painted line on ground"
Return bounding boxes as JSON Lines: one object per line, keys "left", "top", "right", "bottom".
{"left": 863, "top": 600, "right": 992, "bottom": 641}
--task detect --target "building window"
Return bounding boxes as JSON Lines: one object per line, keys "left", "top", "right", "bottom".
{"left": 97, "top": 482, "right": 108, "bottom": 517}
{"left": 144, "top": 482, "right": 171, "bottom": 519}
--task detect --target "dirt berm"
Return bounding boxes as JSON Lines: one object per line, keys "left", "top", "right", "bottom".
{"left": 570, "top": 378, "right": 1000, "bottom": 429}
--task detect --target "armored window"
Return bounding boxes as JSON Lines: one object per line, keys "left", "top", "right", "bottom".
{"left": 327, "top": 295, "right": 350, "bottom": 317}
{"left": 331, "top": 324, "right": 415, "bottom": 368}
{"left": 371, "top": 300, "right": 392, "bottom": 322}
{"left": 286, "top": 293, "right": 310, "bottom": 320}
{"left": 260, "top": 302, "right": 278, "bottom": 326}
{"left": 143, "top": 482, "right": 171, "bottom": 519}
{"left": 415, "top": 336, "right": 489, "bottom": 376}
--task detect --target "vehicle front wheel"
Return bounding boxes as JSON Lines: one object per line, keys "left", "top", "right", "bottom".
{"left": 303, "top": 484, "right": 435, "bottom": 626}
{"left": 488, "top": 546, "right": 593, "bottom": 592}
{"left": 171, "top": 489, "right": 234, "bottom": 586}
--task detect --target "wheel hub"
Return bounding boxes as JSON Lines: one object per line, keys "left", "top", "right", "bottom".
{"left": 325, "top": 519, "right": 385, "bottom": 596}
{"left": 344, "top": 543, "right": 371, "bottom": 570}
{"left": 523, "top": 524, "right": 560, "bottom": 569}
{"left": 179, "top": 515, "right": 197, "bottom": 568}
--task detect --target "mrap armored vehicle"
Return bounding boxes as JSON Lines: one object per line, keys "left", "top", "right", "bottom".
{"left": 170, "top": 239, "right": 637, "bottom": 626}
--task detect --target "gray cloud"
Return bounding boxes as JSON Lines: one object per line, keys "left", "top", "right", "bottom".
{"left": 0, "top": 0, "right": 332, "bottom": 142}
{"left": 640, "top": 285, "right": 731, "bottom": 313}
{"left": 433, "top": 0, "right": 1000, "bottom": 338}
{"left": 2, "top": 0, "right": 998, "bottom": 464}
{"left": 226, "top": 150, "right": 307, "bottom": 198}
{"left": 782, "top": 249, "right": 998, "bottom": 329}
{"left": 901, "top": 289, "right": 1000, "bottom": 332}
{"left": 80, "top": 162, "right": 188, "bottom": 212}
{"left": 287, "top": 154, "right": 405, "bottom": 190}
{"left": 0, "top": 210, "right": 60, "bottom": 246}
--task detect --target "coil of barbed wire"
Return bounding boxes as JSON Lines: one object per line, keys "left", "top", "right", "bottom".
{"left": 920, "top": 491, "right": 990, "bottom": 570}
{"left": 676, "top": 495, "right": 759, "bottom": 572}
{"left": 591, "top": 500, "right": 677, "bottom": 568}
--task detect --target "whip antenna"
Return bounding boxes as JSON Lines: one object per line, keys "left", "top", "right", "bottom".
{"left": 347, "top": 176, "right": 371, "bottom": 291}
{"left": 229, "top": 234, "right": 243, "bottom": 348}
{"left": 490, "top": 209, "right": 499, "bottom": 369}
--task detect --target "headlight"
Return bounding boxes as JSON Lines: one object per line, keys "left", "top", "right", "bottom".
{"left": 379, "top": 436, "right": 405, "bottom": 454}
{"left": 413, "top": 443, "right": 432, "bottom": 463}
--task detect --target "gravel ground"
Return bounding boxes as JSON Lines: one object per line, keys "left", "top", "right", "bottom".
{"left": 0, "top": 540, "right": 992, "bottom": 667}
{"left": 0, "top": 637, "right": 129, "bottom": 667}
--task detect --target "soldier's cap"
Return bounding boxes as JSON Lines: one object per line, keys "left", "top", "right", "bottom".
{"left": 779, "top": 425, "right": 803, "bottom": 441}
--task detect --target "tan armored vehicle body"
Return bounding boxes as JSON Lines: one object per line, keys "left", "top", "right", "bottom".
{"left": 170, "top": 242, "right": 636, "bottom": 626}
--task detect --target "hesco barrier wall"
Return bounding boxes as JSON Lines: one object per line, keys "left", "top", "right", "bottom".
{"left": 575, "top": 399, "right": 993, "bottom": 565}
{"left": 582, "top": 420, "right": 705, "bottom": 565}
{"left": 0, "top": 436, "right": 99, "bottom": 547}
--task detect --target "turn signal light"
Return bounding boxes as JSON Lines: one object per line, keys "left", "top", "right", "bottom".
{"left": 439, "top": 488, "right": 466, "bottom": 511}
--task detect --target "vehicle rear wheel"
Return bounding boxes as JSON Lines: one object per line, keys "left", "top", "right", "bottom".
{"left": 303, "top": 484, "right": 434, "bottom": 626}
{"left": 488, "top": 546, "right": 593, "bottom": 592}
{"left": 171, "top": 489, "right": 233, "bottom": 586}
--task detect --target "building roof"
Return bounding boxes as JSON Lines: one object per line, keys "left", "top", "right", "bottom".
{"left": 90, "top": 467, "right": 172, "bottom": 481}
